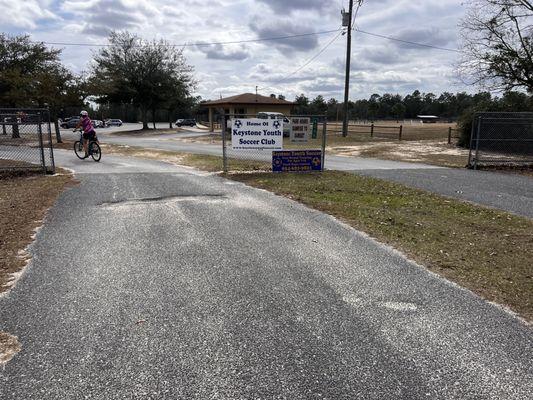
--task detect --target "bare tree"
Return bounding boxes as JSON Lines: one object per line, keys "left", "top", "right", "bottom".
{"left": 459, "top": 0, "right": 533, "bottom": 92}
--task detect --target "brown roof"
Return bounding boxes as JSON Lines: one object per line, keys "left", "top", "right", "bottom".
{"left": 203, "top": 93, "right": 294, "bottom": 106}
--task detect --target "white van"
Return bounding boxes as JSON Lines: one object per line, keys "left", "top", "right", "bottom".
{"left": 256, "top": 112, "right": 291, "bottom": 137}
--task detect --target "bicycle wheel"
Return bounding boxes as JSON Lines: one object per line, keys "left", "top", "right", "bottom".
{"left": 74, "top": 141, "right": 85, "bottom": 159}
{"left": 90, "top": 142, "right": 101, "bottom": 162}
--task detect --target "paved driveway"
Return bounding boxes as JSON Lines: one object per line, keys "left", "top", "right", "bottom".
{"left": 356, "top": 168, "right": 533, "bottom": 218}
{"left": 0, "top": 151, "right": 531, "bottom": 399}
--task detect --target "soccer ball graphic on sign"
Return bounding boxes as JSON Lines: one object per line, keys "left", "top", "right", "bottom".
{"left": 273, "top": 120, "right": 280, "bottom": 129}
{"left": 234, "top": 120, "right": 242, "bottom": 128}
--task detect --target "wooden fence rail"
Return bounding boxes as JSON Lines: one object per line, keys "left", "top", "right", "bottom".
{"left": 332, "top": 123, "right": 403, "bottom": 140}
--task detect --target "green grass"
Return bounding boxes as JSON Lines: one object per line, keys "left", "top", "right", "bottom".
{"left": 230, "top": 171, "right": 533, "bottom": 322}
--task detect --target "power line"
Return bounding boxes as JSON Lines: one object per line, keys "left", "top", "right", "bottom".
{"left": 354, "top": 28, "right": 463, "bottom": 53}
{"left": 36, "top": 26, "right": 462, "bottom": 54}
{"left": 38, "top": 29, "right": 342, "bottom": 48}
{"left": 258, "top": 30, "right": 343, "bottom": 92}
{"left": 351, "top": 0, "right": 363, "bottom": 26}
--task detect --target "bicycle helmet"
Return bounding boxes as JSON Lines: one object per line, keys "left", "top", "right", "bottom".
{"left": 80, "top": 110, "right": 88, "bottom": 116}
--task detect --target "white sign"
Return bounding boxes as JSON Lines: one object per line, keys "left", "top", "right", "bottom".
{"left": 290, "top": 117, "right": 310, "bottom": 142}
{"left": 231, "top": 118, "right": 283, "bottom": 150}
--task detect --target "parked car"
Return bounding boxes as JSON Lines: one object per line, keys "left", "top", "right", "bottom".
{"left": 175, "top": 118, "right": 196, "bottom": 127}
{"left": 4, "top": 117, "right": 22, "bottom": 123}
{"left": 105, "top": 119, "right": 123, "bottom": 127}
{"left": 60, "top": 118, "right": 80, "bottom": 129}
{"left": 93, "top": 120, "right": 105, "bottom": 128}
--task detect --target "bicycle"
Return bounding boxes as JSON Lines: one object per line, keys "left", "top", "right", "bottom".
{"left": 73, "top": 128, "right": 101, "bottom": 162}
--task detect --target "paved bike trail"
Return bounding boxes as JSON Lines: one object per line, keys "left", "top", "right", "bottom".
{"left": 0, "top": 152, "right": 531, "bottom": 399}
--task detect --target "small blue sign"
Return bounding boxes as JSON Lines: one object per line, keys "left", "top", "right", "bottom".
{"left": 272, "top": 150, "right": 322, "bottom": 173}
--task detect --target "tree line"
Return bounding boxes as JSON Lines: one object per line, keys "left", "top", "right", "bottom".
{"left": 289, "top": 90, "right": 533, "bottom": 121}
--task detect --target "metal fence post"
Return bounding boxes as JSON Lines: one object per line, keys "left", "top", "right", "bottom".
{"left": 370, "top": 123, "right": 374, "bottom": 138}
{"left": 473, "top": 116, "right": 482, "bottom": 170}
{"left": 448, "top": 127, "right": 452, "bottom": 145}
{"left": 11, "top": 117, "right": 20, "bottom": 138}
{"left": 221, "top": 116, "right": 228, "bottom": 173}
{"left": 321, "top": 119, "right": 327, "bottom": 171}
{"left": 399, "top": 125, "right": 403, "bottom": 141}
{"left": 37, "top": 114, "right": 47, "bottom": 174}
{"left": 45, "top": 110, "right": 55, "bottom": 174}
{"left": 467, "top": 114, "right": 476, "bottom": 168}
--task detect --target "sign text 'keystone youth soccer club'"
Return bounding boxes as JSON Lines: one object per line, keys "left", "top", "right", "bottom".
{"left": 231, "top": 118, "right": 283, "bottom": 150}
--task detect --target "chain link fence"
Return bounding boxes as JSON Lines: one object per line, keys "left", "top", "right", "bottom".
{"left": 0, "top": 108, "right": 55, "bottom": 174}
{"left": 220, "top": 114, "right": 327, "bottom": 173}
{"left": 468, "top": 112, "right": 533, "bottom": 169}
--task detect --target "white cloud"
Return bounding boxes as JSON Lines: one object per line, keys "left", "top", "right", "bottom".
{"left": 1, "top": 0, "right": 472, "bottom": 100}
{"left": 0, "top": 0, "right": 58, "bottom": 29}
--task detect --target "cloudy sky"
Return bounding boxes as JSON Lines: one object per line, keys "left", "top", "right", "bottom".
{"left": 0, "top": 0, "right": 471, "bottom": 101}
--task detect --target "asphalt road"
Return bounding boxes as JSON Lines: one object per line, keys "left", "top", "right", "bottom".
{"left": 90, "top": 129, "right": 533, "bottom": 218}
{"left": 356, "top": 168, "right": 533, "bottom": 219}
{"left": 0, "top": 151, "right": 531, "bottom": 399}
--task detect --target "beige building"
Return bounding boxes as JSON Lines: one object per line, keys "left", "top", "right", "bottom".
{"left": 203, "top": 93, "right": 294, "bottom": 131}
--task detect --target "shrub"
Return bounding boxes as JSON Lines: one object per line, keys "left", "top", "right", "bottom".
{"left": 457, "top": 108, "right": 476, "bottom": 148}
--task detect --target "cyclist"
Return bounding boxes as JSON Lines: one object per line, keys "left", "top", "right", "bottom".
{"left": 76, "top": 110, "right": 97, "bottom": 158}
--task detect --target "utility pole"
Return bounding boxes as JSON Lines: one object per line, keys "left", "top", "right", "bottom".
{"left": 342, "top": 0, "right": 354, "bottom": 137}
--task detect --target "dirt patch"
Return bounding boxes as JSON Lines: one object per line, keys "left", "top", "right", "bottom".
{"left": 328, "top": 140, "right": 470, "bottom": 168}
{"left": 0, "top": 160, "right": 42, "bottom": 170}
{"left": 176, "top": 133, "right": 222, "bottom": 144}
{"left": 328, "top": 121, "right": 457, "bottom": 141}
{"left": 109, "top": 128, "right": 182, "bottom": 136}
{"left": 101, "top": 144, "right": 188, "bottom": 165}
{"left": 0, "top": 169, "right": 74, "bottom": 294}
{"left": 99, "top": 143, "right": 270, "bottom": 172}
{"left": 0, "top": 331, "right": 21, "bottom": 366}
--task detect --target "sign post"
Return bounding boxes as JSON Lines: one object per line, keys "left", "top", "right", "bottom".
{"left": 312, "top": 118, "right": 318, "bottom": 139}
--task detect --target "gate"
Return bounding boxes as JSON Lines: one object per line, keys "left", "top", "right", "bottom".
{"left": 0, "top": 108, "right": 55, "bottom": 174}
{"left": 468, "top": 112, "right": 533, "bottom": 169}
{"left": 220, "top": 114, "right": 327, "bottom": 173}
